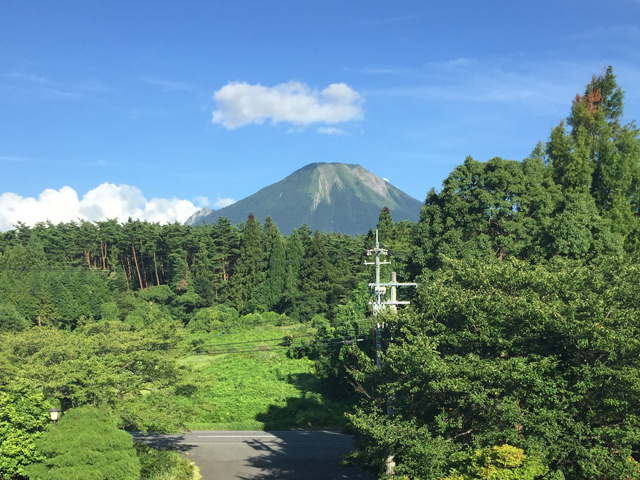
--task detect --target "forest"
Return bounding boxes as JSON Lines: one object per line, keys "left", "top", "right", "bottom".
{"left": 1, "top": 66, "right": 640, "bottom": 479}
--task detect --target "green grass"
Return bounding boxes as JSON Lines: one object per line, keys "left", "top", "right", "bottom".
{"left": 179, "top": 325, "right": 350, "bottom": 431}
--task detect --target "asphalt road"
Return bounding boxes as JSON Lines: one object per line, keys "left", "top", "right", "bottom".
{"left": 134, "top": 430, "right": 376, "bottom": 480}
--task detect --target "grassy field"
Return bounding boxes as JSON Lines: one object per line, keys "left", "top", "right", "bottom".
{"left": 178, "top": 324, "right": 350, "bottom": 431}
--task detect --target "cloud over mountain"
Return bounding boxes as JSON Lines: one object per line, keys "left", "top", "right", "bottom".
{"left": 212, "top": 81, "right": 363, "bottom": 129}
{"left": 0, "top": 183, "right": 206, "bottom": 231}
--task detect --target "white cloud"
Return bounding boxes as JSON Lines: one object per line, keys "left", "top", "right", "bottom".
{"left": 0, "top": 183, "right": 206, "bottom": 231}
{"left": 212, "top": 81, "right": 363, "bottom": 129}
{"left": 213, "top": 197, "right": 236, "bottom": 209}
{"left": 317, "top": 127, "right": 348, "bottom": 135}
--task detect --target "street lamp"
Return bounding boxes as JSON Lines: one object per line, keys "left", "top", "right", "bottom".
{"left": 48, "top": 408, "right": 61, "bottom": 428}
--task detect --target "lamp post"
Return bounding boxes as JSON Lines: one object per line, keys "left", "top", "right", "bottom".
{"left": 48, "top": 408, "right": 61, "bottom": 428}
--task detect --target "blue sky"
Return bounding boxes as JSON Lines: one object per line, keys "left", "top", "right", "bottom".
{"left": 1, "top": 0, "right": 639, "bottom": 229}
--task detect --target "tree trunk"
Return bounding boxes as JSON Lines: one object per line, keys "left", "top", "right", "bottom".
{"left": 139, "top": 239, "right": 148, "bottom": 288}
{"left": 153, "top": 251, "right": 160, "bottom": 286}
{"left": 126, "top": 256, "right": 132, "bottom": 279}
{"left": 101, "top": 241, "right": 107, "bottom": 269}
{"left": 131, "top": 244, "right": 144, "bottom": 290}
{"left": 122, "top": 257, "right": 130, "bottom": 291}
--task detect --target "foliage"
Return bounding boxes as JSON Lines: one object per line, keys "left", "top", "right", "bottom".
{"left": 0, "top": 322, "right": 192, "bottom": 432}
{"left": 0, "top": 390, "right": 53, "bottom": 480}
{"left": 26, "top": 406, "right": 140, "bottom": 480}
{"left": 0, "top": 211, "right": 369, "bottom": 322}
{"left": 0, "top": 65, "right": 638, "bottom": 480}
{"left": 0, "top": 304, "right": 28, "bottom": 333}
{"left": 412, "top": 155, "right": 568, "bottom": 272}
{"left": 135, "top": 444, "right": 194, "bottom": 480}
{"left": 440, "top": 445, "right": 546, "bottom": 480}
{"left": 346, "top": 258, "right": 640, "bottom": 479}
{"left": 549, "top": 66, "right": 640, "bottom": 246}
{"left": 178, "top": 324, "right": 351, "bottom": 431}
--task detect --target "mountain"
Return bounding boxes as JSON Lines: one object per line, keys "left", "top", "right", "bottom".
{"left": 185, "top": 163, "right": 423, "bottom": 235}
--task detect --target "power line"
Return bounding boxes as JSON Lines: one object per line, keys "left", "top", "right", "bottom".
{"left": 199, "top": 316, "right": 371, "bottom": 337}
{"left": 205, "top": 335, "right": 367, "bottom": 356}
{"left": 207, "top": 333, "right": 368, "bottom": 352}
{"left": 199, "top": 319, "right": 373, "bottom": 347}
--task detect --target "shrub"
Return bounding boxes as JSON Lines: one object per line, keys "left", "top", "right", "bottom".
{"left": 26, "top": 406, "right": 140, "bottom": 480}
{"left": 187, "top": 305, "right": 239, "bottom": 333}
{"left": 135, "top": 444, "right": 194, "bottom": 480}
{"left": 0, "top": 390, "right": 52, "bottom": 479}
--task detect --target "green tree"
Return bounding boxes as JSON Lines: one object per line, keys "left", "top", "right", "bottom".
{"left": 229, "top": 214, "right": 266, "bottom": 313}
{"left": 441, "top": 445, "right": 546, "bottom": 480}
{"left": 347, "top": 257, "right": 640, "bottom": 479}
{"left": 296, "top": 231, "right": 334, "bottom": 320}
{"left": 412, "top": 156, "right": 560, "bottom": 274}
{"left": 0, "top": 322, "right": 189, "bottom": 432}
{"left": 26, "top": 406, "right": 140, "bottom": 480}
{"left": 282, "top": 228, "right": 304, "bottom": 316}
{"left": 0, "top": 390, "right": 52, "bottom": 480}
{"left": 376, "top": 207, "right": 394, "bottom": 245}
{"left": 0, "top": 304, "right": 28, "bottom": 332}
{"left": 265, "top": 226, "right": 287, "bottom": 311}
{"left": 549, "top": 66, "right": 640, "bottom": 244}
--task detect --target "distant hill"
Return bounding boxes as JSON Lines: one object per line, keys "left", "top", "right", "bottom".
{"left": 185, "top": 163, "right": 423, "bottom": 235}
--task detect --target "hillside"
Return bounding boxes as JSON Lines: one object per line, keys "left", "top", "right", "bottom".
{"left": 185, "top": 163, "right": 422, "bottom": 235}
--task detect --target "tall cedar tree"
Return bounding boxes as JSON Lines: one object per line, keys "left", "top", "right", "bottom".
{"left": 547, "top": 66, "right": 640, "bottom": 245}
{"left": 265, "top": 222, "right": 287, "bottom": 311}
{"left": 376, "top": 207, "right": 394, "bottom": 245}
{"left": 282, "top": 228, "right": 304, "bottom": 316}
{"left": 296, "top": 231, "right": 334, "bottom": 320}
{"left": 374, "top": 207, "right": 393, "bottom": 286}
{"left": 229, "top": 214, "right": 265, "bottom": 313}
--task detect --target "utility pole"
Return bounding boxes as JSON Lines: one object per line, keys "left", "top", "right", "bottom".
{"left": 364, "top": 229, "right": 417, "bottom": 477}
{"left": 364, "top": 229, "right": 417, "bottom": 366}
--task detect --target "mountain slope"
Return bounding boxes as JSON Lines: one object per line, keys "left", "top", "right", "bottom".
{"left": 185, "top": 163, "right": 423, "bottom": 235}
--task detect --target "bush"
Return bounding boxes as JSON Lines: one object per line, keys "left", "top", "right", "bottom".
{"left": 135, "top": 444, "right": 194, "bottom": 480}
{"left": 0, "top": 389, "right": 52, "bottom": 479}
{"left": 138, "top": 285, "right": 174, "bottom": 305}
{"left": 26, "top": 406, "right": 140, "bottom": 480}
{"left": 186, "top": 305, "right": 239, "bottom": 333}
{"left": 99, "top": 302, "right": 121, "bottom": 321}
{"left": 441, "top": 445, "right": 546, "bottom": 480}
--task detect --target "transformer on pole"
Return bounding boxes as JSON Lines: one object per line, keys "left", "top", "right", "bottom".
{"left": 365, "top": 229, "right": 417, "bottom": 318}
{"left": 364, "top": 228, "right": 417, "bottom": 476}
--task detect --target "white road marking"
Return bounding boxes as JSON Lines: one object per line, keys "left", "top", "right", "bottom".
{"left": 196, "top": 435, "right": 277, "bottom": 438}
{"left": 191, "top": 442, "right": 353, "bottom": 445}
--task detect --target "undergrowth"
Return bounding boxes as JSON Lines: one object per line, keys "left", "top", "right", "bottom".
{"left": 178, "top": 324, "right": 350, "bottom": 430}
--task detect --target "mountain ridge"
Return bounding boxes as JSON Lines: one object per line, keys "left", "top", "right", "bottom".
{"left": 186, "top": 162, "right": 422, "bottom": 235}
